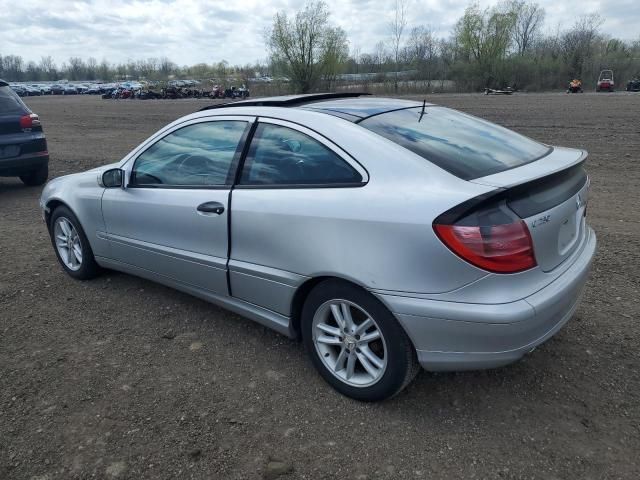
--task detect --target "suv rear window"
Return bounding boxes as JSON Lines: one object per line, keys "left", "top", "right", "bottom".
{"left": 360, "top": 107, "right": 551, "bottom": 180}
{"left": 0, "top": 86, "right": 29, "bottom": 115}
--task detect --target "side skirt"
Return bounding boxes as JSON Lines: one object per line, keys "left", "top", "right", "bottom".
{"left": 95, "top": 256, "right": 294, "bottom": 338}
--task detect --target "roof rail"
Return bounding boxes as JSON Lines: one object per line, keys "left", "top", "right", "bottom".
{"left": 199, "top": 92, "right": 371, "bottom": 112}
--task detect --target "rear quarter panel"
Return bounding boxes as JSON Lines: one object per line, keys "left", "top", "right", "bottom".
{"left": 229, "top": 113, "right": 495, "bottom": 314}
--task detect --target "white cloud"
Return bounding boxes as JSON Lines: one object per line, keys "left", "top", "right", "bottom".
{"left": 0, "top": 0, "right": 638, "bottom": 66}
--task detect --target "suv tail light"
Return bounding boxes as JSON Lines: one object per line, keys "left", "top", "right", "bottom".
{"left": 434, "top": 201, "right": 537, "bottom": 274}
{"left": 20, "top": 113, "right": 41, "bottom": 129}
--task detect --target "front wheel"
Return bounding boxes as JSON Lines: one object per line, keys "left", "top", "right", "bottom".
{"left": 49, "top": 206, "right": 100, "bottom": 280}
{"left": 302, "top": 280, "right": 419, "bottom": 401}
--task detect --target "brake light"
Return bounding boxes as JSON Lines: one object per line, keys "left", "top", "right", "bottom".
{"left": 19, "top": 113, "right": 41, "bottom": 129}
{"left": 434, "top": 220, "right": 536, "bottom": 273}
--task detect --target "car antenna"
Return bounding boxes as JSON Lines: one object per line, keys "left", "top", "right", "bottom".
{"left": 418, "top": 99, "right": 427, "bottom": 122}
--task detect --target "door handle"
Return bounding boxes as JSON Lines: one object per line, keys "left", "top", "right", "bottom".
{"left": 197, "top": 201, "right": 225, "bottom": 215}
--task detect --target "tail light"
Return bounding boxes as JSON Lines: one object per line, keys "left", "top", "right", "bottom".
{"left": 20, "top": 113, "right": 41, "bottom": 129}
{"left": 434, "top": 201, "right": 537, "bottom": 274}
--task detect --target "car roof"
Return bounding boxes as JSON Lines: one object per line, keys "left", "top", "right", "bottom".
{"left": 199, "top": 93, "right": 429, "bottom": 123}
{"left": 300, "top": 97, "right": 426, "bottom": 121}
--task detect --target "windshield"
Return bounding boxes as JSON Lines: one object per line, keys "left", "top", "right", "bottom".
{"left": 0, "top": 86, "right": 29, "bottom": 115}
{"left": 360, "top": 107, "right": 551, "bottom": 180}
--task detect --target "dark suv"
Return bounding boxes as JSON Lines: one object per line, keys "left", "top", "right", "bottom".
{"left": 0, "top": 79, "right": 49, "bottom": 185}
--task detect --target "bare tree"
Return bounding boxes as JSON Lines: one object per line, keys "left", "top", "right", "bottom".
{"left": 86, "top": 57, "right": 98, "bottom": 80}
{"left": 374, "top": 41, "right": 387, "bottom": 73}
{"left": 266, "top": 1, "right": 348, "bottom": 93}
{"left": 389, "top": 0, "right": 408, "bottom": 92}
{"left": 39, "top": 56, "right": 57, "bottom": 80}
{"left": 67, "top": 57, "right": 85, "bottom": 80}
{"left": 561, "top": 14, "right": 604, "bottom": 77}
{"left": 512, "top": 1, "right": 545, "bottom": 55}
{"left": 408, "top": 26, "right": 437, "bottom": 87}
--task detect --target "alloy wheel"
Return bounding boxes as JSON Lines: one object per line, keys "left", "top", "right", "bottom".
{"left": 312, "top": 299, "right": 387, "bottom": 387}
{"left": 54, "top": 217, "right": 83, "bottom": 271}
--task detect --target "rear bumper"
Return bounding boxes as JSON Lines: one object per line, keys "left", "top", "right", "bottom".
{"left": 377, "top": 227, "right": 597, "bottom": 371}
{"left": 0, "top": 152, "right": 49, "bottom": 176}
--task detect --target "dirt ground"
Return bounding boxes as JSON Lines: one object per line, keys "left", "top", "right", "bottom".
{"left": 1, "top": 93, "right": 638, "bottom": 480}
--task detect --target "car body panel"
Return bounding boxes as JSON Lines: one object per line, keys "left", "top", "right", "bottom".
{"left": 99, "top": 115, "right": 255, "bottom": 295}
{"left": 39, "top": 96, "right": 597, "bottom": 373}
{"left": 387, "top": 226, "right": 595, "bottom": 370}
{"left": 41, "top": 171, "right": 109, "bottom": 256}
{"left": 101, "top": 187, "right": 231, "bottom": 295}
{"left": 523, "top": 180, "right": 589, "bottom": 272}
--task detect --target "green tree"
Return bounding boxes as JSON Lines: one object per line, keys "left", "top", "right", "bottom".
{"left": 454, "top": 2, "right": 517, "bottom": 88}
{"left": 266, "top": 1, "right": 349, "bottom": 93}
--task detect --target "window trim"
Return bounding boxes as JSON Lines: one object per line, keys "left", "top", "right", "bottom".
{"left": 235, "top": 117, "right": 369, "bottom": 189}
{"left": 126, "top": 117, "right": 252, "bottom": 189}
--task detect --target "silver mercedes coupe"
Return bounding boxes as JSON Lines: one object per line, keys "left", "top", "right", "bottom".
{"left": 40, "top": 93, "right": 596, "bottom": 401}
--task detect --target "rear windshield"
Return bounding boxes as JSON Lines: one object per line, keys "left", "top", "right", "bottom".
{"left": 0, "top": 86, "right": 29, "bottom": 115}
{"left": 360, "top": 107, "right": 551, "bottom": 180}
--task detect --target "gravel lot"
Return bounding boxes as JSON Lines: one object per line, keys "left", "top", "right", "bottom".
{"left": 1, "top": 93, "right": 639, "bottom": 479}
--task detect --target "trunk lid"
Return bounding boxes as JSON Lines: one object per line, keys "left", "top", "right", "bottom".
{"left": 0, "top": 115, "right": 22, "bottom": 135}
{"left": 471, "top": 147, "right": 589, "bottom": 272}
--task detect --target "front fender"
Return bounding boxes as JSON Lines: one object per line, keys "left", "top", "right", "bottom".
{"left": 40, "top": 172, "right": 109, "bottom": 258}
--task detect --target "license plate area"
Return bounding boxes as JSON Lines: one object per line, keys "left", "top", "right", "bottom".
{"left": 0, "top": 145, "right": 20, "bottom": 159}
{"left": 558, "top": 210, "right": 580, "bottom": 255}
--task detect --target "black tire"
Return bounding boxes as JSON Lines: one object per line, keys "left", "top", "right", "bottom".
{"left": 49, "top": 206, "right": 100, "bottom": 280}
{"left": 301, "top": 279, "right": 419, "bottom": 401}
{"left": 20, "top": 164, "right": 49, "bottom": 186}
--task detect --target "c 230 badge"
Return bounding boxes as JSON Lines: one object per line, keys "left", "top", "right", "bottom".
{"left": 531, "top": 215, "right": 551, "bottom": 228}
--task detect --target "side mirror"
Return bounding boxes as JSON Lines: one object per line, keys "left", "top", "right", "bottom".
{"left": 100, "top": 168, "right": 124, "bottom": 188}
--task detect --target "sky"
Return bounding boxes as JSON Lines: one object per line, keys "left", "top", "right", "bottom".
{"left": 1, "top": 0, "right": 638, "bottom": 67}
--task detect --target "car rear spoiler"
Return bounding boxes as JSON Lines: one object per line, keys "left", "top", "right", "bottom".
{"left": 470, "top": 147, "right": 587, "bottom": 189}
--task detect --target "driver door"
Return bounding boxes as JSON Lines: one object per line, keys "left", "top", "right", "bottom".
{"left": 101, "top": 117, "right": 253, "bottom": 296}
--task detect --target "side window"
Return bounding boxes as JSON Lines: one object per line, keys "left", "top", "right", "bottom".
{"left": 131, "top": 121, "right": 247, "bottom": 187}
{"left": 239, "top": 123, "right": 362, "bottom": 186}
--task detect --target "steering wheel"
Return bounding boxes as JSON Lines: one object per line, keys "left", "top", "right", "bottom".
{"left": 175, "top": 154, "right": 219, "bottom": 184}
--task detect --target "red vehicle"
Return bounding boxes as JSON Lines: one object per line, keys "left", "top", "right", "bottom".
{"left": 596, "top": 70, "right": 614, "bottom": 92}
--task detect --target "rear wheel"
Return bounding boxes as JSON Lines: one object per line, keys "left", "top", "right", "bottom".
{"left": 302, "top": 279, "right": 419, "bottom": 401}
{"left": 20, "top": 164, "right": 48, "bottom": 186}
{"left": 50, "top": 206, "right": 100, "bottom": 280}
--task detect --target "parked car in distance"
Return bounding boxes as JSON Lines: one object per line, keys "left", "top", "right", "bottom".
{"left": 24, "top": 85, "right": 42, "bottom": 96}
{"left": 33, "top": 84, "right": 52, "bottom": 95}
{"left": 9, "top": 84, "right": 27, "bottom": 97}
{"left": 0, "top": 79, "right": 49, "bottom": 185}
{"left": 627, "top": 77, "right": 640, "bottom": 92}
{"left": 50, "top": 84, "right": 65, "bottom": 95}
{"left": 40, "top": 93, "right": 596, "bottom": 401}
